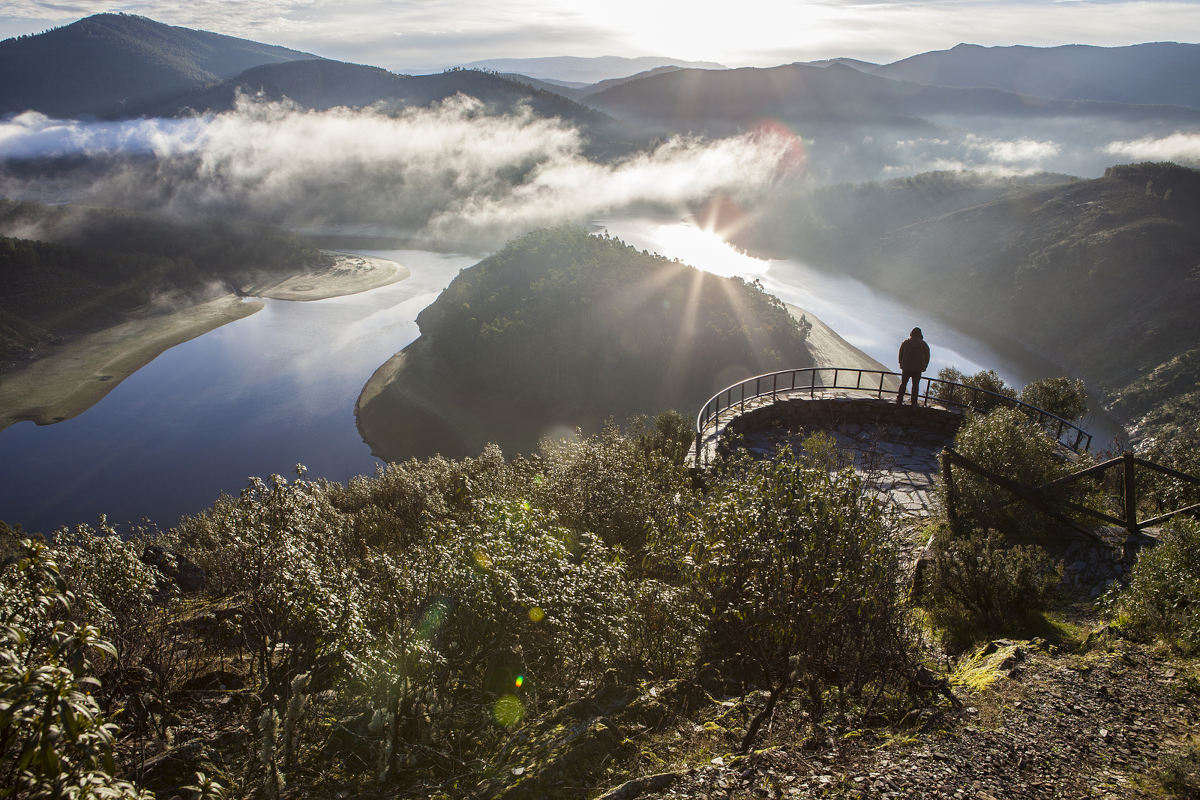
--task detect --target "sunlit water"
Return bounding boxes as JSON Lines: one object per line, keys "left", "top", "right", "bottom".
{"left": 0, "top": 220, "right": 1123, "bottom": 534}
{"left": 0, "top": 249, "right": 476, "bottom": 533}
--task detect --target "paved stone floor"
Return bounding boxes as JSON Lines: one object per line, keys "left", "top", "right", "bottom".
{"left": 740, "top": 418, "right": 952, "bottom": 521}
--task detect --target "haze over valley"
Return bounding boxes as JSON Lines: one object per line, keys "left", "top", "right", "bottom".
{"left": 1, "top": 11, "right": 1198, "bottom": 531}
{"left": 4, "top": 7, "right": 1200, "bottom": 800}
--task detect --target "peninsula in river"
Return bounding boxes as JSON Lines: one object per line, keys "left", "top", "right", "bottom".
{"left": 356, "top": 226, "right": 823, "bottom": 461}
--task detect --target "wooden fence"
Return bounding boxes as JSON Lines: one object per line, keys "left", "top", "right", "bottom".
{"left": 942, "top": 449, "right": 1200, "bottom": 537}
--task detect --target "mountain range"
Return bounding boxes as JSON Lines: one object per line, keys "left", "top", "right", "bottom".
{"left": 0, "top": 13, "right": 316, "bottom": 118}
{"left": 861, "top": 42, "right": 1200, "bottom": 110}
{"left": 2, "top": 14, "right": 1197, "bottom": 133}
{"left": 456, "top": 55, "right": 726, "bottom": 85}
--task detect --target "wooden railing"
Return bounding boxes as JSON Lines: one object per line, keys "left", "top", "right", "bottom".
{"left": 694, "top": 367, "right": 1093, "bottom": 464}
{"left": 942, "top": 448, "right": 1200, "bottom": 536}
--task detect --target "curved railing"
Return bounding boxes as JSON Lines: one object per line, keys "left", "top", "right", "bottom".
{"left": 693, "top": 367, "right": 1093, "bottom": 464}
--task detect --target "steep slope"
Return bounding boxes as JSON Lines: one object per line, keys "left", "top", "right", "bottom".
{"left": 876, "top": 42, "right": 1200, "bottom": 110}
{"left": 741, "top": 164, "right": 1200, "bottom": 435}
{"left": 0, "top": 13, "right": 317, "bottom": 118}
{"left": 356, "top": 227, "right": 814, "bottom": 460}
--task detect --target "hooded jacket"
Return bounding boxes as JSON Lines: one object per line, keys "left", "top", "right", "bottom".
{"left": 898, "top": 329, "right": 930, "bottom": 373}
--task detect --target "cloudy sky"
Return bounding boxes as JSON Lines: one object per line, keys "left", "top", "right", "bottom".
{"left": 1, "top": 1, "right": 1198, "bottom": 72}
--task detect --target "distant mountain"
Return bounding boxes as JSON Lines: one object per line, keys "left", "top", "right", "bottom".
{"left": 495, "top": 73, "right": 591, "bottom": 98}
{"left": 801, "top": 57, "right": 881, "bottom": 71}
{"left": 874, "top": 43, "right": 1200, "bottom": 110}
{"left": 143, "top": 60, "right": 622, "bottom": 150}
{"left": 583, "top": 62, "right": 1200, "bottom": 133}
{"left": 458, "top": 55, "right": 725, "bottom": 84}
{"left": 0, "top": 13, "right": 318, "bottom": 118}
{"left": 575, "top": 66, "right": 686, "bottom": 98}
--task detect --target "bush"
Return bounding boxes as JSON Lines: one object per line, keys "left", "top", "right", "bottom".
{"left": 1019, "top": 377, "right": 1089, "bottom": 422}
{"left": 921, "top": 528, "right": 1062, "bottom": 649}
{"left": 933, "top": 367, "right": 1016, "bottom": 412}
{"left": 532, "top": 419, "right": 695, "bottom": 561}
{"left": 0, "top": 540, "right": 151, "bottom": 799}
{"left": 942, "top": 407, "right": 1072, "bottom": 538}
{"left": 1139, "top": 431, "right": 1200, "bottom": 516}
{"left": 1119, "top": 518, "right": 1200, "bottom": 654}
{"left": 685, "top": 447, "right": 915, "bottom": 743}
{"left": 50, "top": 520, "right": 162, "bottom": 674}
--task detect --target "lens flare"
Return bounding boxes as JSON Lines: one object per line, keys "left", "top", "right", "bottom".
{"left": 493, "top": 694, "right": 525, "bottom": 727}
{"left": 528, "top": 607, "right": 545, "bottom": 623}
{"left": 515, "top": 675, "right": 524, "bottom": 688}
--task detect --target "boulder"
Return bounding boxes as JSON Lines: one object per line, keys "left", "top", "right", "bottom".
{"left": 142, "top": 545, "right": 206, "bottom": 593}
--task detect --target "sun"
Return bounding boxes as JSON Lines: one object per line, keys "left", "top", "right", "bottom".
{"left": 650, "top": 221, "right": 770, "bottom": 279}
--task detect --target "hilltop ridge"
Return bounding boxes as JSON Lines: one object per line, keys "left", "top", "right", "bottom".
{"left": 0, "top": 13, "right": 318, "bottom": 117}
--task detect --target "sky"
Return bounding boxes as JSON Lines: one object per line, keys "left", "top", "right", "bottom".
{"left": 1, "top": 0, "right": 1199, "bottom": 73}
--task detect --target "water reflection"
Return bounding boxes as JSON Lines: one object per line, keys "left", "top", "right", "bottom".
{"left": 0, "top": 223, "right": 1124, "bottom": 534}
{"left": 0, "top": 250, "right": 476, "bottom": 533}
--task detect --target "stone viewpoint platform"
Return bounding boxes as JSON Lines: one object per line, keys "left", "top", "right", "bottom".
{"left": 691, "top": 368, "right": 1093, "bottom": 522}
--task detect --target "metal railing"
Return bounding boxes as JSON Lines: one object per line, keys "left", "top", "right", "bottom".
{"left": 693, "top": 367, "right": 1093, "bottom": 464}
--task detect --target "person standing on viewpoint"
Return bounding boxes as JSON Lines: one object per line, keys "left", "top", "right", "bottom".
{"left": 896, "top": 327, "right": 930, "bottom": 405}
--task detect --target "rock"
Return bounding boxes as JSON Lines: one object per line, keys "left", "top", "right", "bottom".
{"left": 142, "top": 545, "right": 206, "bottom": 593}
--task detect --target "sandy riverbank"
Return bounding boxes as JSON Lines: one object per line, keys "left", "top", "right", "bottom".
{"left": 788, "top": 303, "right": 889, "bottom": 373}
{"left": 0, "top": 253, "right": 409, "bottom": 432}
{"left": 246, "top": 253, "right": 409, "bottom": 301}
{"left": 0, "top": 295, "right": 263, "bottom": 431}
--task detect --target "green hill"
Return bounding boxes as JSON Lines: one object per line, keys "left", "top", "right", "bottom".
{"left": 0, "top": 13, "right": 318, "bottom": 118}
{"left": 356, "top": 226, "right": 813, "bottom": 460}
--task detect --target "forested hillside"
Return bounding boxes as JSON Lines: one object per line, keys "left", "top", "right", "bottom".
{"left": 0, "top": 200, "right": 329, "bottom": 361}
{"left": 144, "top": 61, "right": 616, "bottom": 132}
{"left": 740, "top": 163, "right": 1200, "bottom": 440}
{"left": 357, "top": 226, "right": 813, "bottom": 460}
{"left": 0, "top": 13, "right": 316, "bottom": 118}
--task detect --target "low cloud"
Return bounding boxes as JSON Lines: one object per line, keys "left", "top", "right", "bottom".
{"left": 1103, "top": 131, "right": 1200, "bottom": 164}
{"left": 0, "top": 95, "right": 799, "bottom": 247}
{"left": 965, "top": 134, "right": 1061, "bottom": 164}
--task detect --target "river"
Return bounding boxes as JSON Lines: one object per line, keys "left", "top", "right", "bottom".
{"left": 0, "top": 217, "right": 1123, "bottom": 534}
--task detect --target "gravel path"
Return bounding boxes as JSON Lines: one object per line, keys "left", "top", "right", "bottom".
{"left": 635, "top": 633, "right": 1197, "bottom": 799}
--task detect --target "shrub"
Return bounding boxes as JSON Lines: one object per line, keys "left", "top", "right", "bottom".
{"left": 942, "top": 407, "right": 1071, "bottom": 538}
{"left": 532, "top": 420, "right": 695, "bottom": 561}
{"left": 50, "top": 520, "right": 163, "bottom": 674}
{"left": 921, "top": 528, "right": 1062, "bottom": 649}
{"left": 1139, "top": 431, "right": 1200, "bottom": 516}
{"left": 1019, "top": 377, "right": 1089, "bottom": 422}
{"left": 1118, "top": 518, "right": 1200, "bottom": 654}
{"left": 933, "top": 367, "right": 1017, "bottom": 412}
{"left": 686, "top": 447, "right": 915, "bottom": 746}
{"left": 0, "top": 540, "right": 151, "bottom": 799}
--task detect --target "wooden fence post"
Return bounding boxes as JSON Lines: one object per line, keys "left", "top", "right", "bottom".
{"left": 1123, "top": 451, "right": 1139, "bottom": 534}
{"left": 942, "top": 449, "right": 960, "bottom": 535}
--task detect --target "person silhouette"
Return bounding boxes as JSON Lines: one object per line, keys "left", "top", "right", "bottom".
{"left": 896, "top": 327, "right": 930, "bottom": 406}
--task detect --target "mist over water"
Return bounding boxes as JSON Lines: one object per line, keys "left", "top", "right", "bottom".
{"left": 0, "top": 98, "right": 798, "bottom": 247}
{"left": 0, "top": 100, "right": 1148, "bottom": 531}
